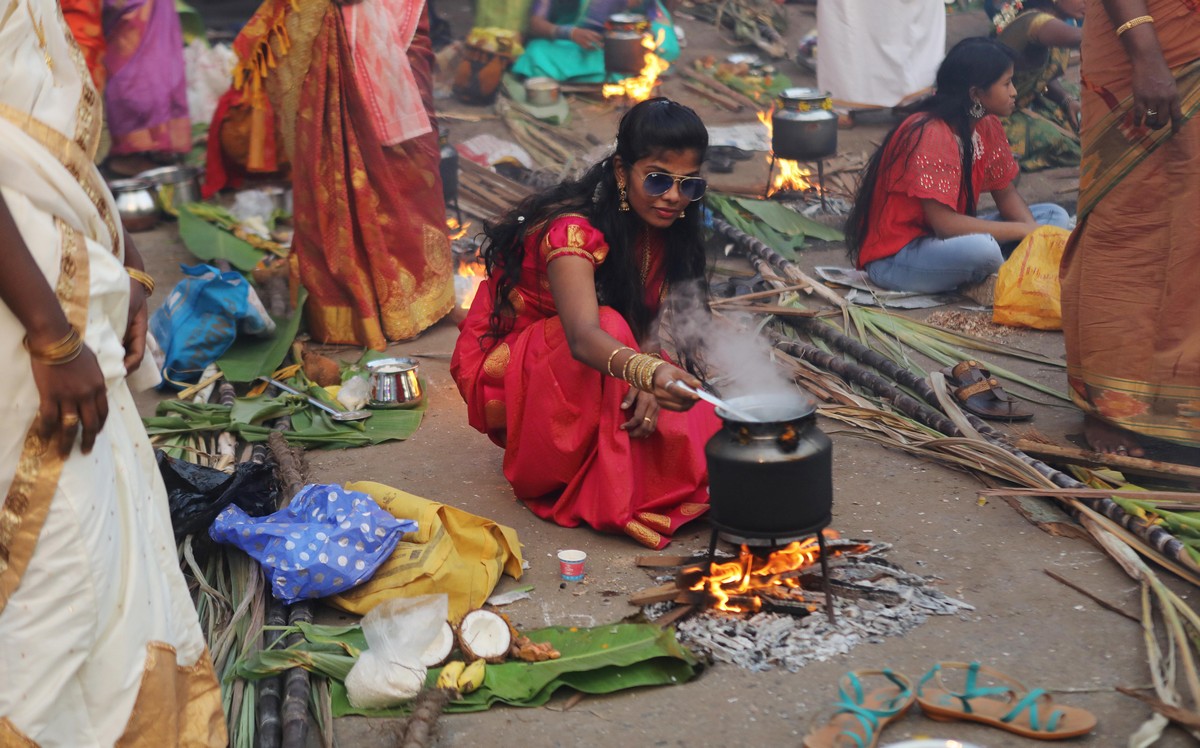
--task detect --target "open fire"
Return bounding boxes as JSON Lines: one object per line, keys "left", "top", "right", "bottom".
{"left": 603, "top": 29, "right": 669, "bottom": 103}
{"left": 757, "top": 107, "right": 819, "bottom": 195}
{"left": 448, "top": 218, "right": 485, "bottom": 309}
{"left": 691, "top": 531, "right": 841, "bottom": 613}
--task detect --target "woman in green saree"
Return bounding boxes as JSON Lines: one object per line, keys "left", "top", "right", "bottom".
{"left": 994, "top": 0, "right": 1087, "bottom": 170}
{"left": 512, "top": 0, "right": 679, "bottom": 83}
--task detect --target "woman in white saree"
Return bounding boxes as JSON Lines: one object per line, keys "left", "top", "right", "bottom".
{"left": 0, "top": 0, "right": 225, "bottom": 744}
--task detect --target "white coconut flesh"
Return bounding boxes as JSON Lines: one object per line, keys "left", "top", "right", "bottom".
{"left": 456, "top": 609, "right": 512, "bottom": 662}
{"left": 419, "top": 621, "right": 455, "bottom": 667}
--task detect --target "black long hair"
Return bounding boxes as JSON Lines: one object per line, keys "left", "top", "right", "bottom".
{"left": 844, "top": 37, "right": 1015, "bottom": 264}
{"left": 479, "top": 97, "right": 709, "bottom": 348}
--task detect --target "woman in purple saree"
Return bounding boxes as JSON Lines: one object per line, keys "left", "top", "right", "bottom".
{"left": 102, "top": 0, "right": 190, "bottom": 171}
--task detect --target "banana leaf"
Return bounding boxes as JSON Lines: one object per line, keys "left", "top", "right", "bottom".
{"left": 235, "top": 622, "right": 698, "bottom": 715}
{"left": 144, "top": 390, "right": 425, "bottom": 448}
{"left": 733, "top": 196, "right": 843, "bottom": 242}
{"left": 217, "top": 290, "right": 308, "bottom": 382}
{"left": 178, "top": 207, "right": 266, "bottom": 271}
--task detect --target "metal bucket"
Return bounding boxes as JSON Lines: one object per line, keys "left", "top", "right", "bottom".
{"left": 366, "top": 357, "right": 423, "bottom": 409}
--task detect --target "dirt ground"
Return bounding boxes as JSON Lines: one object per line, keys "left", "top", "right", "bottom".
{"left": 130, "top": 3, "right": 1200, "bottom": 746}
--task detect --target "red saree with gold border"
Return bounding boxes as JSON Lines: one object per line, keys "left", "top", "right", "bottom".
{"left": 451, "top": 215, "right": 720, "bottom": 550}
{"left": 289, "top": 4, "right": 453, "bottom": 348}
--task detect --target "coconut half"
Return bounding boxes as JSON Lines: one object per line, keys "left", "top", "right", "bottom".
{"left": 456, "top": 609, "right": 512, "bottom": 663}
{"left": 419, "top": 620, "right": 455, "bottom": 668}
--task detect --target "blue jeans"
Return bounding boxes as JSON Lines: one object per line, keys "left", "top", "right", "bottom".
{"left": 865, "top": 203, "right": 1072, "bottom": 293}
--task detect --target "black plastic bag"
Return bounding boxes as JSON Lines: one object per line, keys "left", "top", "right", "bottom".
{"left": 158, "top": 451, "right": 279, "bottom": 540}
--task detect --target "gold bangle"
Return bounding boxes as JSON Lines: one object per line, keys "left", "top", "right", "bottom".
{"left": 24, "top": 326, "right": 84, "bottom": 365}
{"left": 127, "top": 267, "right": 155, "bottom": 296}
{"left": 1115, "top": 14, "right": 1153, "bottom": 36}
{"left": 643, "top": 359, "right": 666, "bottom": 392}
{"left": 606, "top": 346, "right": 634, "bottom": 377}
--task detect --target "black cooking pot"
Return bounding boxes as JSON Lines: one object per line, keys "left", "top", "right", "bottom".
{"left": 771, "top": 87, "right": 838, "bottom": 162}
{"left": 705, "top": 392, "right": 832, "bottom": 537}
{"left": 604, "top": 13, "right": 649, "bottom": 75}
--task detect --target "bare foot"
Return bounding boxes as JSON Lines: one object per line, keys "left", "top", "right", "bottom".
{"left": 1083, "top": 414, "right": 1145, "bottom": 457}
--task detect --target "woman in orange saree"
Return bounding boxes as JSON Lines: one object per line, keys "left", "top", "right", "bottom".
{"left": 210, "top": 0, "right": 454, "bottom": 348}
{"left": 1060, "top": 0, "right": 1200, "bottom": 454}
{"left": 452, "top": 99, "right": 721, "bottom": 550}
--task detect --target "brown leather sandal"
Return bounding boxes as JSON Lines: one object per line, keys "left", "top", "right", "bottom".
{"left": 944, "top": 360, "right": 1034, "bottom": 422}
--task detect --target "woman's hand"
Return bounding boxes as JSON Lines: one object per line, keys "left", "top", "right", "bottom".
{"left": 123, "top": 279, "right": 148, "bottom": 373}
{"left": 1130, "top": 51, "right": 1182, "bottom": 130}
{"left": 618, "top": 362, "right": 702, "bottom": 437}
{"left": 620, "top": 388, "right": 659, "bottom": 438}
{"left": 30, "top": 345, "right": 108, "bottom": 455}
{"left": 1065, "top": 99, "right": 1082, "bottom": 132}
{"left": 570, "top": 27, "right": 603, "bottom": 50}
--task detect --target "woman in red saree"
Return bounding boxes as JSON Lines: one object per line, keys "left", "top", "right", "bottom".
{"left": 1060, "top": 0, "right": 1200, "bottom": 454}
{"left": 205, "top": 0, "right": 454, "bottom": 348}
{"left": 451, "top": 99, "right": 721, "bottom": 550}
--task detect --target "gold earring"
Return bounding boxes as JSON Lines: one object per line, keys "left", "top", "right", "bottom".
{"left": 619, "top": 186, "right": 630, "bottom": 212}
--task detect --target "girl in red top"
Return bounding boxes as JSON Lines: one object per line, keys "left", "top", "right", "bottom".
{"left": 845, "top": 37, "right": 1072, "bottom": 294}
{"left": 451, "top": 99, "right": 720, "bottom": 549}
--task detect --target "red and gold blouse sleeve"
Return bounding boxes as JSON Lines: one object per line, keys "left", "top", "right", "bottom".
{"left": 539, "top": 214, "right": 610, "bottom": 267}
{"left": 976, "top": 116, "right": 1019, "bottom": 193}
{"left": 887, "top": 119, "right": 963, "bottom": 209}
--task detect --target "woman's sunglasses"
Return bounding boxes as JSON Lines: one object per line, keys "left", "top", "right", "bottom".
{"left": 642, "top": 172, "right": 707, "bottom": 202}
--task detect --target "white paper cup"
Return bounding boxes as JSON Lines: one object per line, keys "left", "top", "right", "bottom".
{"left": 557, "top": 549, "right": 587, "bottom": 581}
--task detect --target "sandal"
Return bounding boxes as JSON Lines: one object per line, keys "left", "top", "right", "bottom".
{"left": 916, "top": 662, "right": 1097, "bottom": 740}
{"left": 942, "top": 360, "right": 1033, "bottom": 422}
{"left": 803, "top": 669, "right": 915, "bottom": 748}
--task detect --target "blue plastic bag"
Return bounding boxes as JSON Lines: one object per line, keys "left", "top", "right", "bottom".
{"left": 210, "top": 483, "right": 416, "bottom": 604}
{"left": 149, "top": 263, "right": 275, "bottom": 389}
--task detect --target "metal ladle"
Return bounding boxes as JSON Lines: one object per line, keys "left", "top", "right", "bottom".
{"left": 258, "top": 377, "right": 373, "bottom": 421}
{"left": 669, "top": 382, "right": 759, "bottom": 422}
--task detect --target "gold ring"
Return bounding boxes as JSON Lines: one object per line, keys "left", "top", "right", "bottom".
{"left": 61, "top": 413, "right": 80, "bottom": 428}
{"left": 643, "top": 416, "right": 652, "bottom": 425}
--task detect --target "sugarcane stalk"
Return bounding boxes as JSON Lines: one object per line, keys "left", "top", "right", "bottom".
{"left": 711, "top": 216, "right": 847, "bottom": 309}
{"left": 734, "top": 224, "right": 1198, "bottom": 571}
{"left": 255, "top": 597, "right": 287, "bottom": 748}
{"left": 281, "top": 602, "right": 314, "bottom": 748}
{"left": 400, "top": 689, "right": 454, "bottom": 748}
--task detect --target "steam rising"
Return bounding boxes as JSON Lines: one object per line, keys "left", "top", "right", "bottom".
{"left": 665, "top": 280, "right": 801, "bottom": 402}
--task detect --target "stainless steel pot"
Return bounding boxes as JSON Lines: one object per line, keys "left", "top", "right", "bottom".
{"left": 603, "top": 13, "right": 648, "bottom": 75}
{"left": 109, "top": 178, "right": 160, "bottom": 232}
{"left": 135, "top": 165, "right": 203, "bottom": 215}
{"left": 524, "top": 76, "right": 561, "bottom": 106}
{"left": 771, "top": 87, "right": 838, "bottom": 161}
{"left": 704, "top": 391, "right": 832, "bottom": 537}
{"left": 366, "top": 357, "right": 423, "bottom": 409}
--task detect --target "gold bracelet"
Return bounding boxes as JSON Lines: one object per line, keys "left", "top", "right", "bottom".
{"left": 606, "top": 346, "right": 634, "bottom": 377}
{"left": 24, "top": 326, "right": 84, "bottom": 365}
{"left": 127, "top": 267, "right": 155, "bottom": 296}
{"left": 1115, "top": 14, "right": 1153, "bottom": 36}
{"left": 642, "top": 359, "right": 666, "bottom": 392}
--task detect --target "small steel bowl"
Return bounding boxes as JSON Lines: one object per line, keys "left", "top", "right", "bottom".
{"left": 108, "top": 178, "right": 160, "bottom": 232}
{"left": 134, "top": 164, "right": 203, "bottom": 215}
{"left": 524, "top": 77, "right": 561, "bottom": 107}
{"left": 366, "top": 357, "right": 423, "bottom": 409}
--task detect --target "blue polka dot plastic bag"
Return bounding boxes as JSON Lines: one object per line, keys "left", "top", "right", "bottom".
{"left": 210, "top": 483, "right": 417, "bottom": 603}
